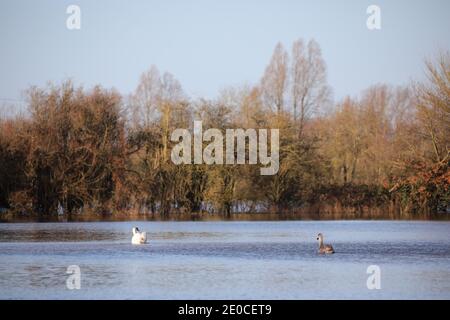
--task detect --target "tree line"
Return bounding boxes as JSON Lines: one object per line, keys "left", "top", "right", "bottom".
{"left": 0, "top": 39, "right": 448, "bottom": 220}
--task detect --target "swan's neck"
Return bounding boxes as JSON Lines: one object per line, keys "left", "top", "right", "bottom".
{"left": 318, "top": 238, "right": 324, "bottom": 248}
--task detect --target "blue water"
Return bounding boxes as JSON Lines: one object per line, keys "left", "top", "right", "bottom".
{"left": 0, "top": 221, "right": 449, "bottom": 299}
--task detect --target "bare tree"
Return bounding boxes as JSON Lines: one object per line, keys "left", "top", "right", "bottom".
{"left": 131, "top": 65, "right": 161, "bottom": 129}
{"left": 415, "top": 52, "right": 450, "bottom": 163}
{"left": 260, "top": 42, "right": 288, "bottom": 115}
{"left": 290, "top": 39, "right": 331, "bottom": 135}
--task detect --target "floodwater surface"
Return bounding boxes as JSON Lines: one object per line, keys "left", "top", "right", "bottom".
{"left": 0, "top": 221, "right": 449, "bottom": 299}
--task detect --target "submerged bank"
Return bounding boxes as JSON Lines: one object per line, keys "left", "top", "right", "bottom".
{"left": 1, "top": 208, "right": 448, "bottom": 223}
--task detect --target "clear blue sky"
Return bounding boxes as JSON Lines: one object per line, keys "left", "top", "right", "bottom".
{"left": 1, "top": 0, "right": 449, "bottom": 106}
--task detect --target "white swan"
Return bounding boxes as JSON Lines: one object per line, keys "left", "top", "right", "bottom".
{"left": 131, "top": 227, "right": 147, "bottom": 245}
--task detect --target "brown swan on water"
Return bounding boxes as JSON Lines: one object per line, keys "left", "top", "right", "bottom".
{"left": 316, "top": 233, "right": 335, "bottom": 254}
